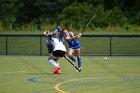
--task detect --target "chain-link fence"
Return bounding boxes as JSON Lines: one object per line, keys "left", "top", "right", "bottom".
{"left": 0, "top": 34, "right": 140, "bottom": 56}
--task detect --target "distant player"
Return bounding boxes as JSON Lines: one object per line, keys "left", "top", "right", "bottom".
{"left": 53, "top": 25, "right": 65, "bottom": 43}
{"left": 48, "top": 34, "right": 67, "bottom": 74}
{"left": 62, "top": 28, "right": 82, "bottom": 71}
{"left": 43, "top": 29, "right": 53, "bottom": 55}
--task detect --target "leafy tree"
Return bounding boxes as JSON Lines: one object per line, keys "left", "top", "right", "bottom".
{"left": 106, "top": 7, "right": 127, "bottom": 27}
{"left": 58, "top": 1, "right": 95, "bottom": 29}
{"left": 133, "top": 11, "right": 140, "bottom": 25}
{"left": 0, "top": 0, "right": 139, "bottom": 31}
{"left": 0, "top": 0, "right": 19, "bottom": 30}
{"left": 93, "top": 4, "right": 107, "bottom": 28}
{"left": 16, "top": 0, "right": 74, "bottom": 24}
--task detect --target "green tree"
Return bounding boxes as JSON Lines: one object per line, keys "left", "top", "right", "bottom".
{"left": 106, "top": 7, "right": 127, "bottom": 27}
{"left": 133, "top": 11, "right": 140, "bottom": 25}
{"left": 93, "top": 4, "right": 107, "bottom": 28}
{"left": 58, "top": 1, "right": 95, "bottom": 30}
{"left": 0, "top": 0, "right": 19, "bottom": 30}
{"left": 16, "top": 0, "right": 74, "bottom": 25}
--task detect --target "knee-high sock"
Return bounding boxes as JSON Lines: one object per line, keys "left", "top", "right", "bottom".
{"left": 56, "top": 61, "right": 59, "bottom": 66}
{"left": 54, "top": 59, "right": 59, "bottom": 65}
{"left": 77, "top": 58, "right": 82, "bottom": 68}
{"left": 49, "top": 59, "right": 58, "bottom": 67}
{"left": 69, "top": 56, "right": 76, "bottom": 62}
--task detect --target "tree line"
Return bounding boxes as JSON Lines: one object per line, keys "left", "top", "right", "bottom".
{"left": 0, "top": 0, "right": 140, "bottom": 31}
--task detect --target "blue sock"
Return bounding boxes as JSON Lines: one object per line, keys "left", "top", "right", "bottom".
{"left": 77, "top": 58, "right": 82, "bottom": 68}
{"left": 69, "top": 56, "right": 76, "bottom": 62}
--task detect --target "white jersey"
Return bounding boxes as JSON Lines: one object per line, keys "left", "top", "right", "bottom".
{"left": 51, "top": 38, "right": 66, "bottom": 52}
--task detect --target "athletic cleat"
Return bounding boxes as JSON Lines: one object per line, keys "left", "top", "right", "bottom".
{"left": 73, "top": 61, "right": 76, "bottom": 64}
{"left": 78, "top": 67, "right": 82, "bottom": 72}
{"left": 57, "top": 69, "right": 62, "bottom": 74}
{"left": 76, "top": 68, "right": 82, "bottom": 72}
{"left": 54, "top": 66, "right": 61, "bottom": 74}
{"left": 54, "top": 70, "right": 61, "bottom": 74}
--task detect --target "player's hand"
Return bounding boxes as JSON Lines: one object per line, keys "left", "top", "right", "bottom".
{"left": 76, "top": 33, "right": 81, "bottom": 38}
{"left": 79, "top": 33, "right": 82, "bottom": 36}
{"left": 76, "top": 35, "right": 80, "bottom": 39}
{"left": 43, "top": 31, "right": 47, "bottom": 34}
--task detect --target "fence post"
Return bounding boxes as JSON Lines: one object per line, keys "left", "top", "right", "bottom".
{"left": 110, "top": 36, "right": 112, "bottom": 56}
{"left": 6, "top": 36, "right": 8, "bottom": 55}
{"left": 40, "top": 36, "right": 42, "bottom": 55}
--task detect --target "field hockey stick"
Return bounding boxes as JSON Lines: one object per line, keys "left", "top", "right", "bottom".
{"left": 64, "top": 56, "right": 81, "bottom": 72}
{"left": 81, "top": 15, "right": 96, "bottom": 34}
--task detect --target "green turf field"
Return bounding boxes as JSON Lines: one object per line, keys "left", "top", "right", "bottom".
{"left": 0, "top": 56, "right": 140, "bottom": 93}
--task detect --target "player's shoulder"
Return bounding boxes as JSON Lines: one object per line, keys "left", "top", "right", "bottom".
{"left": 69, "top": 31, "right": 73, "bottom": 34}
{"left": 69, "top": 31, "right": 75, "bottom": 36}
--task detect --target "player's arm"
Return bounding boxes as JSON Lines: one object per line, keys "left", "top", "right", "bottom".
{"left": 65, "top": 32, "right": 81, "bottom": 41}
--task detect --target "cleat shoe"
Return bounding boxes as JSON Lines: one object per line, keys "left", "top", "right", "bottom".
{"left": 73, "top": 61, "right": 76, "bottom": 64}
{"left": 54, "top": 69, "right": 61, "bottom": 74}
{"left": 76, "top": 68, "right": 82, "bottom": 72}
{"left": 78, "top": 67, "right": 82, "bottom": 72}
{"left": 57, "top": 69, "right": 62, "bottom": 74}
{"left": 54, "top": 66, "right": 60, "bottom": 74}
{"left": 54, "top": 70, "right": 61, "bottom": 74}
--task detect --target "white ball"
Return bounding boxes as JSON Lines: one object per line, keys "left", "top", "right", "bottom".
{"left": 104, "top": 57, "right": 107, "bottom": 60}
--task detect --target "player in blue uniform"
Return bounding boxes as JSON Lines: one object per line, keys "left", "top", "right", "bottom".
{"left": 53, "top": 25, "right": 65, "bottom": 43}
{"left": 62, "top": 28, "right": 82, "bottom": 71}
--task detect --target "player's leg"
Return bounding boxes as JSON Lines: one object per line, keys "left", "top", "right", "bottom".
{"left": 47, "top": 44, "right": 53, "bottom": 55}
{"left": 67, "top": 48, "right": 76, "bottom": 62}
{"left": 75, "top": 49, "right": 82, "bottom": 69}
{"left": 48, "top": 55, "right": 61, "bottom": 74}
{"left": 50, "top": 50, "right": 66, "bottom": 74}
{"left": 54, "top": 59, "right": 61, "bottom": 74}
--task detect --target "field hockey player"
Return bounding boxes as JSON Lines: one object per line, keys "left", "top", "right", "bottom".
{"left": 47, "top": 34, "right": 67, "bottom": 74}
{"left": 62, "top": 28, "right": 82, "bottom": 71}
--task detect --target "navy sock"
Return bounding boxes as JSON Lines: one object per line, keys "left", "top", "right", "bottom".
{"left": 69, "top": 56, "right": 76, "bottom": 62}
{"left": 77, "top": 58, "right": 82, "bottom": 68}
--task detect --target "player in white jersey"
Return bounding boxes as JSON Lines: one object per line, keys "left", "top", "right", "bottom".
{"left": 48, "top": 34, "right": 67, "bottom": 74}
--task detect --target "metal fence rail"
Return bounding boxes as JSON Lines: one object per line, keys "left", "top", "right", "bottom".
{"left": 0, "top": 34, "right": 140, "bottom": 56}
